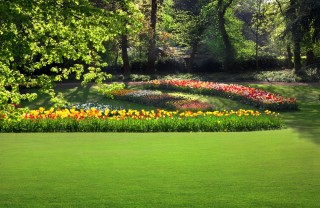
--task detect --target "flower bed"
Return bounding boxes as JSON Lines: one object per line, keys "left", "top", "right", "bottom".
{"left": 0, "top": 108, "right": 283, "bottom": 132}
{"left": 147, "top": 80, "right": 297, "bottom": 110}
{"left": 111, "top": 89, "right": 214, "bottom": 111}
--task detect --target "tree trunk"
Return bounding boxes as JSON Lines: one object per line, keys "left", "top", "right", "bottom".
{"left": 187, "top": 41, "right": 198, "bottom": 72}
{"left": 286, "top": 44, "right": 293, "bottom": 68}
{"left": 255, "top": 26, "right": 259, "bottom": 71}
{"left": 255, "top": 0, "right": 262, "bottom": 71}
{"left": 147, "top": 0, "right": 158, "bottom": 74}
{"left": 293, "top": 37, "right": 302, "bottom": 73}
{"left": 217, "top": 9, "right": 235, "bottom": 72}
{"left": 289, "top": 0, "right": 302, "bottom": 74}
{"left": 121, "top": 34, "right": 130, "bottom": 76}
{"left": 114, "top": 50, "right": 119, "bottom": 67}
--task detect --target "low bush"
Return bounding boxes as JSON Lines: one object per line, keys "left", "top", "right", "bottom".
{"left": 194, "top": 59, "right": 223, "bottom": 73}
{"left": 0, "top": 108, "right": 284, "bottom": 132}
{"left": 66, "top": 103, "right": 123, "bottom": 111}
{"left": 157, "top": 58, "right": 186, "bottom": 73}
{"left": 234, "top": 57, "right": 287, "bottom": 71}
{"left": 301, "top": 64, "right": 320, "bottom": 82}
{"left": 253, "top": 70, "right": 301, "bottom": 82}
{"left": 129, "top": 74, "right": 151, "bottom": 82}
{"left": 131, "top": 61, "right": 148, "bottom": 74}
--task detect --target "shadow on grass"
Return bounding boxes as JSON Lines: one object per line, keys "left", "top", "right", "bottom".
{"left": 22, "top": 84, "right": 97, "bottom": 109}
{"left": 249, "top": 84, "right": 320, "bottom": 144}
{"left": 63, "top": 85, "right": 90, "bottom": 103}
{"left": 283, "top": 104, "right": 320, "bottom": 144}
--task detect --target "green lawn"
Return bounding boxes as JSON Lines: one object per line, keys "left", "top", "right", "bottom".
{"left": 1, "top": 83, "right": 320, "bottom": 207}
{"left": 1, "top": 130, "right": 320, "bottom": 208}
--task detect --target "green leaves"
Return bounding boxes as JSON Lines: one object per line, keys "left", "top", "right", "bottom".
{"left": 97, "top": 83, "right": 125, "bottom": 99}
{"left": 0, "top": 0, "right": 142, "bottom": 109}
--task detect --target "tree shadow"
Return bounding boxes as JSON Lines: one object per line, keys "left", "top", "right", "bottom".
{"left": 62, "top": 85, "right": 91, "bottom": 103}
{"left": 283, "top": 104, "right": 320, "bottom": 144}
{"left": 60, "top": 83, "right": 113, "bottom": 104}
{"left": 248, "top": 84, "right": 320, "bottom": 144}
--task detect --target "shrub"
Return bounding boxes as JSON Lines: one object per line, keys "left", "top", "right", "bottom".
{"left": 234, "top": 57, "right": 287, "bottom": 71}
{"left": 131, "top": 61, "right": 148, "bottom": 74}
{"left": 129, "top": 74, "right": 151, "bottom": 82}
{"left": 194, "top": 59, "right": 223, "bottom": 73}
{"left": 157, "top": 58, "right": 186, "bottom": 73}
{"left": 66, "top": 103, "right": 123, "bottom": 111}
{"left": 301, "top": 64, "right": 320, "bottom": 82}
{"left": 253, "top": 70, "right": 301, "bottom": 82}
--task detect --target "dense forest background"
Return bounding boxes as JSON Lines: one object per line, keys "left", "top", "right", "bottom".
{"left": 1, "top": 0, "right": 320, "bottom": 106}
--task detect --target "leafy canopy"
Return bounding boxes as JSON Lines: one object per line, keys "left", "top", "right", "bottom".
{"left": 0, "top": 0, "right": 142, "bottom": 112}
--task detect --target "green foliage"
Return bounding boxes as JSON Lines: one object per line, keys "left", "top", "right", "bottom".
{"left": 158, "top": 73, "right": 201, "bottom": 80}
{"left": 159, "top": 0, "right": 174, "bottom": 32}
{"left": 202, "top": 26, "right": 224, "bottom": 60}
{"left": 300, "top": 66, "right": 320, "bottom": 82}
{"left": 0, "top": 114, "right": 283, "bottom": 132}
{"left": 0, "top": 0, "right": 142, "bottom": 108}
{"left": 201, "top": 1, "right": 255, "bottom": 60}
{"left": 0, "top": 105, "right": 28, "bottom": 122}
{"left": 97, "top": 83, "right": 126, "bottom": 99}
{"left": 129, "top": 74, "right": 151, "bottom": 81}
{"left": 225, "top": 11, "right": 255, "bottom": 59}
{"left": 263, "top": 0, "right": 320, "bottom": 69}
{"left": 253, "top": 70, "right": 301, "bottom": 82}
{"left": 171, "top": 10, "right": 197, "bottom": 48}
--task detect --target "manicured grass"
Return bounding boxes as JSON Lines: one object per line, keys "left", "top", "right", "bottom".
{"left": 2, "top": 83, "right": 320, "bottom": 207}
{"left": 1, "top": 130, "right": 320, "bottom": 208}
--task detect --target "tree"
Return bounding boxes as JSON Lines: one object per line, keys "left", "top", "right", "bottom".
{"left": 0, "top": 0, "right": 140, "bottom": 112}
{"left": 285, "top": 0, "right": 303, "bottom": 73}
{"left": 121, "top": 34, "right": 131, "bottom": 75}
{"left": 277, "top": 0, "right": 320, "bottom": 73}
{"left": 216, "top": 0, "right": 236, "bottom": 71}
{"left": 119, "top": 1, "right": 132, "bottom": 76}
{"left": 237, "top": 0, "right": 270, "bottom": 70}
{"left": 202, "top": 0, "right": 236, "bottom": 71}
{"left": 92, "top": 0, "right": 143, "bottom": 75}
{"left": 147, "top": 0, "right": 159, "bottom": 74}
{"left": 171, "top": 0, "right": 209, "bottom": 72}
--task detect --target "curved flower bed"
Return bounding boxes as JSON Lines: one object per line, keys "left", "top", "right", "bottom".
{"left": 0, "top": 108, "right": 283, "bottom": 132}
{"left": 147, "top": 80, "right": 297, "bottom": 110}
{"left": 111, "top": 89, "right": 214, "bottom": 111}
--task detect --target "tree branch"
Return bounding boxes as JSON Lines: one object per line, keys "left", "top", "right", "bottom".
{"left": 275, "top": 0, "right": 285, "bottom": 17}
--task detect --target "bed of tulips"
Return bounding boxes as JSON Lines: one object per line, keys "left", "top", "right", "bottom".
{"left": 147, "top": 80, "right": 298, "bottom": 110}
{"left": 0, "top": 107, "right": 283, "bottom": 132}
{"left": 110, "top": 89, "right": 215, "bottom": 111}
